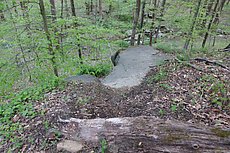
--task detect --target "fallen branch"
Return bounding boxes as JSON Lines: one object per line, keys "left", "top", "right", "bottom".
{"left": 175, "top": 58, "right": 204, "bottom": 72}
{"left": 194, "top": 57, "right": 229, "bottom": 70}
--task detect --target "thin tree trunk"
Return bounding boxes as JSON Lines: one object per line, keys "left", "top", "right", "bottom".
{"left": 202, "top": 0, "right": 219, "bottom": 48}
{"left": 202, "top": 0, "right": 215, "bottom": 29}
{"left": 64, "top": 0, "right": 69, "bottom": 18}
{"left": 155, "top": 0, "right": 166, "bottom": 43}
{"left": 5, "top": 0, "right": 32, "bottom": 81}
{"left": 69, "top": 0, "right": 83, "bottom": 63}
{"left": 212, "top": 0, "right": 226, "bottom": 47}
{"left": 130, "top": 0, "right": 141, "bottom": 46}
{"left": 61, "top": 0, "right": 64, "bottom": 18}
{"left": 49, "top": 0, "right": 57, "bottom": 21}
{"left": 39, "top": 0, "right": 58, "bottom": 77}
{"left": 70, "top": 0, "right": 76, "bottom": 17}
{"left": 90, "top": 0, "right": 93, "bottom": 12}
{"left": 149, "top": 0, "right": 157, "bottom": 46}
{"left": 137, "top": 0, "right": 146, "bottom": 45}
{"left": 183, "top": 0, "right": 202, "bottom": 50}
{"left": 98, "top": 0, "right": 102, "bottom": 18}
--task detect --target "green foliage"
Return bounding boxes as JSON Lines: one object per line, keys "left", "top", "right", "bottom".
{"left": 170, "top": 104, "right": 177, "bottom": 112}
{"left": 159, "top": 109, "right": 165, "bottom": 116}
{"left": 155, "top": 42, "right": 182, "bottom": 54}
{"left": 147, "top": 69, "right": 168, "bottom": 83}
{"left": 160, "top": 83, "right": 172, "bottom": 91}
{"left": 78, "top": 63, "right": 112, "bottom": 77}
{"left": 100, "top": 139, "right": 107, "bottom": 153}
{"left": 199, "top": 75, "right": 229, "bottom": 108}
{"left": 0, "top": 77, "right": 64, "bottom": 149}
{"left": 115, "top": 40, "right": 129, "bottom": 48}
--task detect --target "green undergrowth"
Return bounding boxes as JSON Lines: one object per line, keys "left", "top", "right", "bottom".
{"left": 78, "top": 63, "right": 112, "bottom": 77}
{"left": 0, "top": 77, "right": 65, "bottom": 150}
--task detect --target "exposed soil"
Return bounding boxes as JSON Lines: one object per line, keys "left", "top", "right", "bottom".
{"left": 1, "top": 59, "right": 229, "bottom": 152}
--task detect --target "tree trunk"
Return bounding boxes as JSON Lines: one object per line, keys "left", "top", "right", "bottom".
{"left": 137, "top": 0, "right": 146, "bottom": 45}
{"left": 130, "top": 0, "right": 141, "bottom": 46}
{"left": 202, "top": 0, "right": 215, "bottom": 27}
{"left": 49, "top": 0, "right": 57, "bottom": 21}
{"left": 64, "top": 0, "right": 69, "bottom": 18}
{"left": 155, "top": 0, "right": 166, "bottom": 43}
{"left": 90, "top": 0, "right": 93, "bottom": 12}
{"left": 98, "top": 0, "right": 102, "bottom": 18}
{"left": 58, "top": 116, "right": 230, "bottom": 153}
{"left": 61, "top": 0, "right": 64, "bottom": 18}
{"left": 39, "top": 0, "right": 58, "bottom": 77}
{"left": 149, "top": 0, "right": 157, "bottom": 46}
{"left": 202, "top": 0, "right": 219, "bottom": 48}
{"left": 183, "top": 0, "right": 202, "bottom": 50}
{"left": 69, "top": 0, "right": 83, "bottom": 63}
{"left": 70, "top": 0, "right": 76, "bottom": 17}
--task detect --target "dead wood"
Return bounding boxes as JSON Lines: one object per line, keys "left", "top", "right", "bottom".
{"left": 58, "top": 116, "right": 230, "bottom": 153}
{"left": 194, "top": 57, "right": 229, "bottom": 70}
{"left": 175, "top": 58, "right": 204, "bottom": 72}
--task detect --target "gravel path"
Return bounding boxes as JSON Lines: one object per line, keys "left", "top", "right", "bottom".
{"left": 102, "top": 45, "right": 170, "bottom": 88}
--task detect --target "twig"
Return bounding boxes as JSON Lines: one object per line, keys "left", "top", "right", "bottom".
{"left": 193, "top": 57, "right": 229, "bottom": 71}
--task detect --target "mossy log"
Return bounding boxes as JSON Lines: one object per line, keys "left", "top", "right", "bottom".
{"left": 59, "top": 116, "right": 230, "bottom": 153}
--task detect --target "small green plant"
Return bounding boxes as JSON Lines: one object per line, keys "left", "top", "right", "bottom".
{"left": 78, "top": 63, "right": 112, "bottom": 77}
{"left": 171, "top": 104, "right": 177, "bottom": 112}
{"left": 159, "top": 83, "right": 172, "bottom": 91}
{"left": 159, "top": 109, "right": 165, "bottom": 116}
{"left": 147, "top": 69, "right": 167, "bottom": 83}
{"left": 100, "top": 139, "right": 107, "bottom": 153}
{"left": 199, "top": 75, "right": 229, "bottom": 108}
{"left": 77, "top": 97, "right": 90, "bottom": 105}
{"left": 154, "top": 70, "right": 167, "bottom": 82}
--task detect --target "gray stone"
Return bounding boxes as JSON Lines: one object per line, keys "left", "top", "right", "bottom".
{"left": 102, "top": 46, "right": 171, "bottom": 88}
{"left": 57, "top": 140, "right": 83, "bottom": 153}
{"left": 65, "top": 74, "right": 100, "bottom": 83}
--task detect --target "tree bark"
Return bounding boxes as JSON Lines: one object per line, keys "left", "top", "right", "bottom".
{"left": 49, "top": 0, "right": 57, "bottom": 21}
{"left": 202, "top": 0, "right": 219, "bottom": 48}
{"left": 130, "top": 0, "right": 141, "bottom": 46}
{"left": 64, "top": 0, "right": 69, "bottom": 18}
{"left": 98, "top": 0, "right": 102, "bottom": 18}
{"left": 183, "top": 0, "right": 202, "bottom": 50}
{"left": 70, "top": 0, "right": 76, "bottom": 17}
{"left": 155, "top": 0, "right": 166, "bottom": 43}
{"left": 59, "top": 116, "right": 230, "bottom": 153}
{"left": 137, "top": 0, "right": 146, "bottom": 45}
{"left": 149, "top": 0, "right": 157, "bottom": 46}
{"left": 39, "top": 0, "right": 58, "bottom": 77}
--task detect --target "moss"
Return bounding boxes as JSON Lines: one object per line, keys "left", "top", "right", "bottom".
{"left": 211, "top": 128, "right": 230, "bottom": 138}
{"left": 164, "top": 133, "right": 190, "bottom": 143}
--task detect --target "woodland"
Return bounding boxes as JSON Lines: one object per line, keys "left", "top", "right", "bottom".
{"left": 0, "top": 0, "right": 229, "bottom": 152}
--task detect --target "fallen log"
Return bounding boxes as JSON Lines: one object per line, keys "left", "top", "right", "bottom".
{"left": 58, "top": 116, "right": 230, "bottom": 153}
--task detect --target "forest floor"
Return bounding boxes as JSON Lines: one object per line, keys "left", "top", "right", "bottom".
{"left": 2, "top": 49, "right": 229, "bottom": 152}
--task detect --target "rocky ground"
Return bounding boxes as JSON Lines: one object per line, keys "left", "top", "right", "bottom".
{"left": 1, "top": 58, "right": 229, "bottom": 152}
